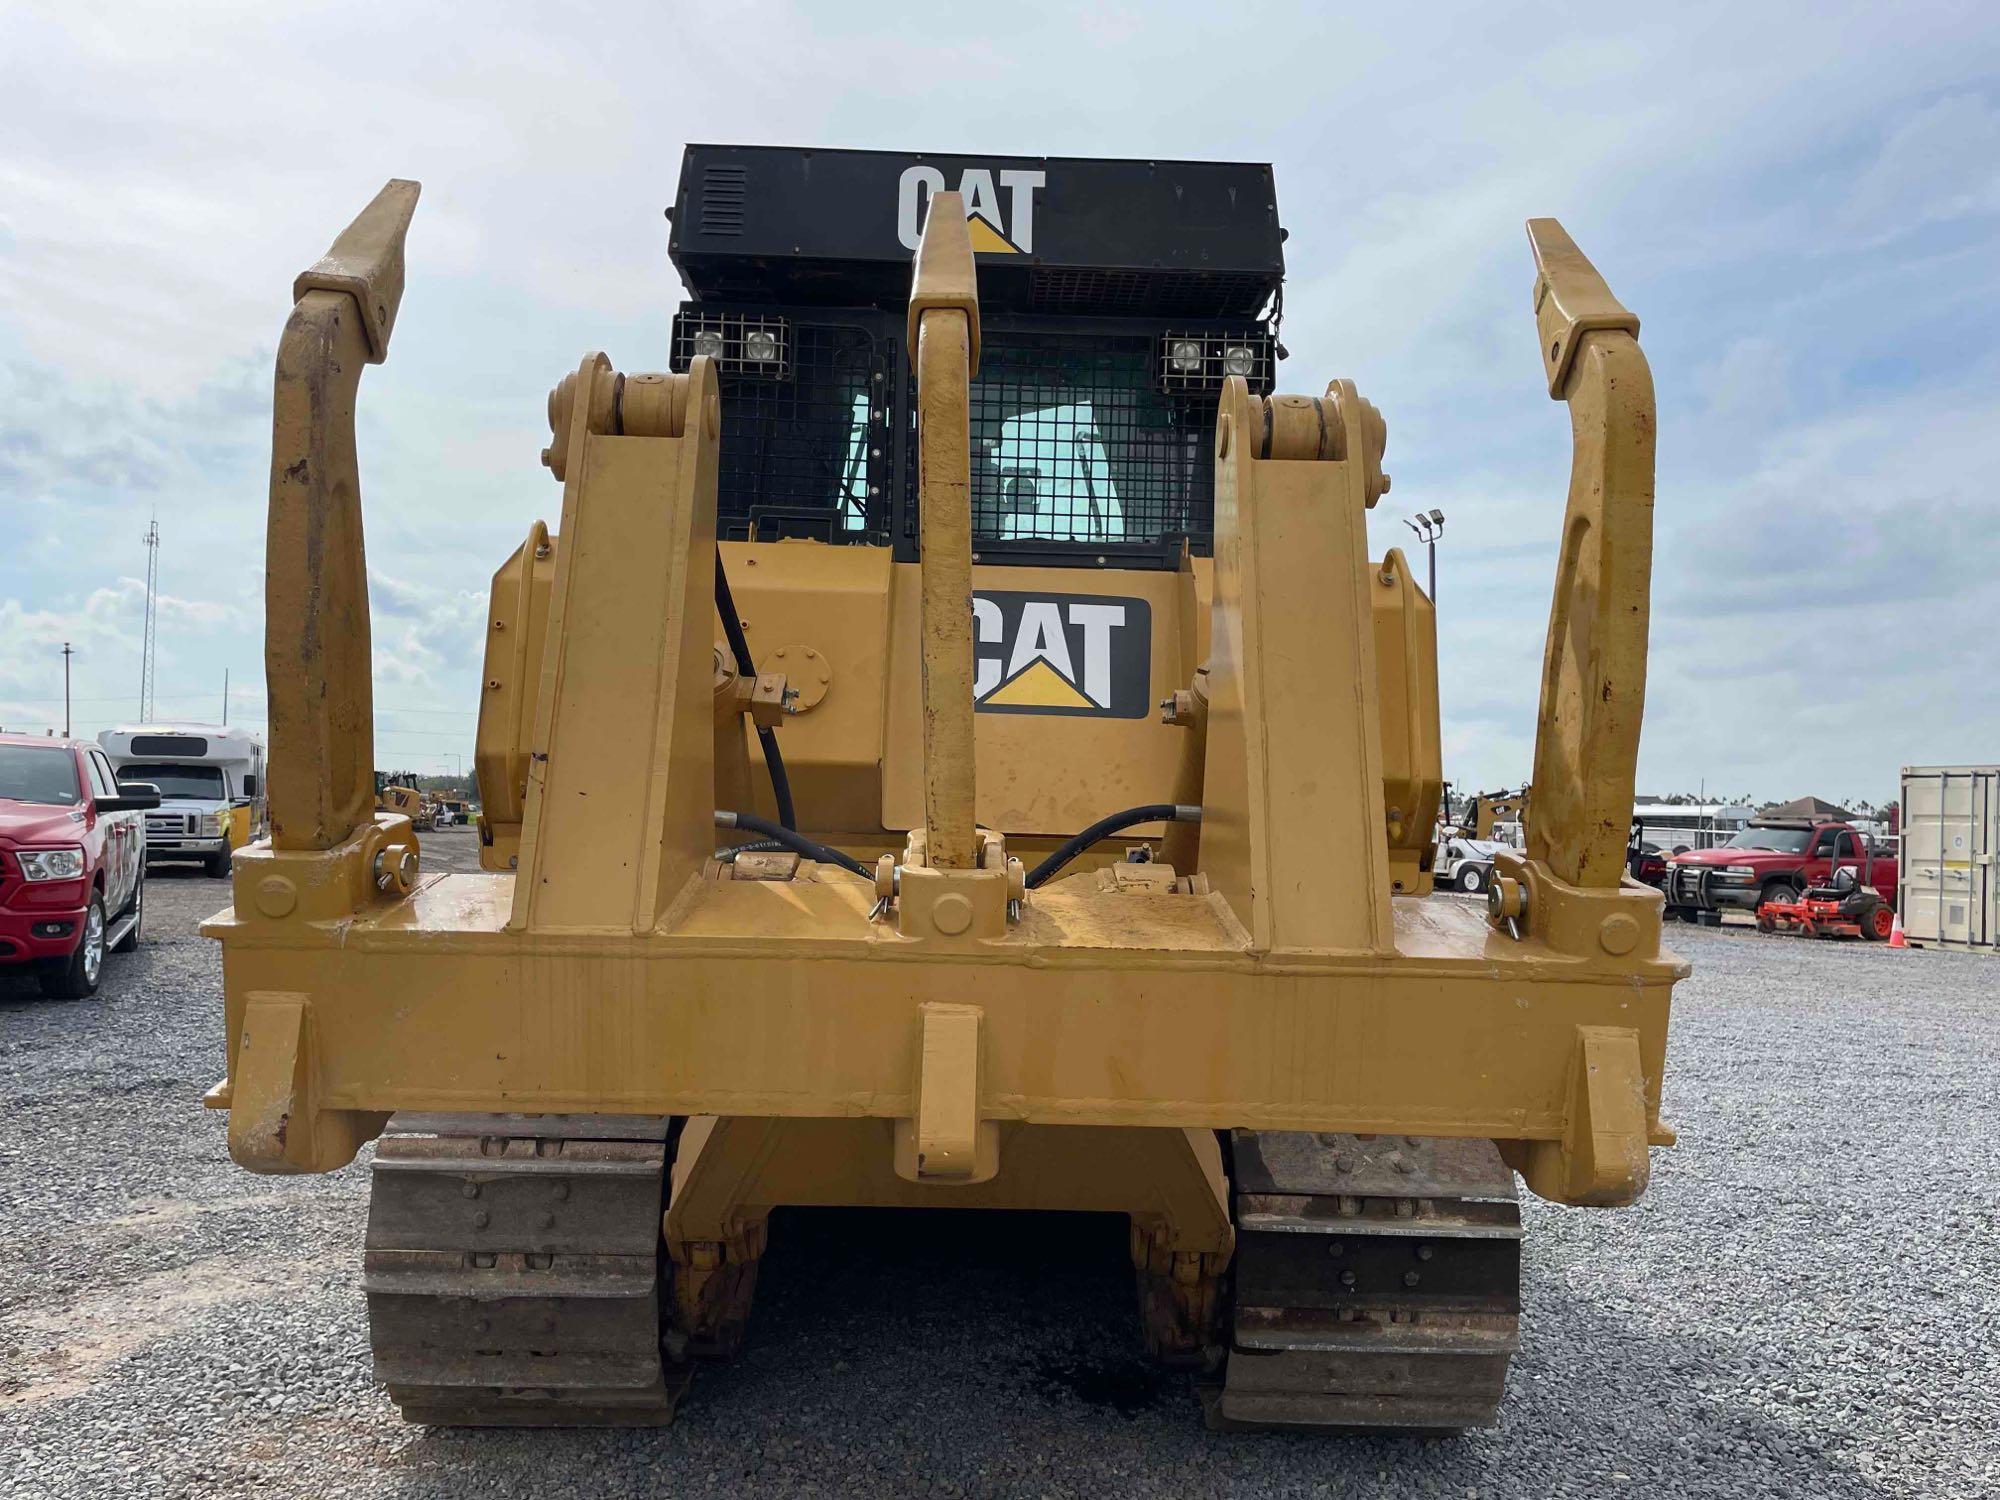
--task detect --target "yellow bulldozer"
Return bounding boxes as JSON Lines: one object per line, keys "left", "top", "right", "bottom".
{"left": 374, "top": 770, "right": 434, "bottom": 832}
{"left": 204, "top": 146, "right": 1683, "bottom": 1433}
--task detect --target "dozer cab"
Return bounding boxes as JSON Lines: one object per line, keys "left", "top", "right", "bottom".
{"left": 205, "top": 146, "right": 1684, "bottom": 1433}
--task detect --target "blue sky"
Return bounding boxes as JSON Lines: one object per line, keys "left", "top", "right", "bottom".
{"left": 1, "top": 1, "right": 1995, "bottom": 807}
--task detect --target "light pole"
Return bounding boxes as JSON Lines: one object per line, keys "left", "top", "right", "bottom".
{"left": 1403, "top": 509, "right": 1445, "bottom": 603}
{"left": 62, "top": 642, "right": 74, "bottom": 736}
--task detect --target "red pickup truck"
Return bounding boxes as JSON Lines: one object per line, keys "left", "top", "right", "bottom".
{"left": 0, "top": 734, "right": 159, "bottom": 998}
{"left": 1663, "top": 819, "right": 1897, "bottom": 924}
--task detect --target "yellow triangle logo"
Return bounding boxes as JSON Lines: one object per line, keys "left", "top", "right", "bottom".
{"left": 965, "top": 213, "right": 1020, "bottom": 254}
{"left": 983, "top": 657, "right": 1094, "bottom": 709}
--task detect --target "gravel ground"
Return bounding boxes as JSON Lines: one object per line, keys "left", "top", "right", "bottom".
{"left": 3, "top": 834, "right": 1995, "bottom": 1499}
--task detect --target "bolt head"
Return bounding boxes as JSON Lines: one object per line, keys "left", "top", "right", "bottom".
{"left": 253, "top": 876, "right": 297, "bottom": 919}
{"left": 931, "top": 892, "right": 975, "bottom": 936}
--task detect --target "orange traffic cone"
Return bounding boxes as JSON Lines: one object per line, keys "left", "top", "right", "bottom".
{"left": 1888, "top": 912, "right": 1908, "bottom": 949}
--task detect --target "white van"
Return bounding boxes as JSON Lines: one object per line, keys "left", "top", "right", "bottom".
{"left": 98, "top": 723, "right": 266, "bottom": 878}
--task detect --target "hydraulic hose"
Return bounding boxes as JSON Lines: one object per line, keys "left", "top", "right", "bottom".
{"left": 715, "top": 811, "right": 871, "bottom": 880}
{"left": 714, "top": 553, "right": 797, "bottom": 831}
{"left": 1025, "top": 803, "right": 1202, "bottom": 890}
{"left": 714, "top": 837, "right": 786, "bottom": 863}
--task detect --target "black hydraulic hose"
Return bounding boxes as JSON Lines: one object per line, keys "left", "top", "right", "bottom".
{"left": 715, "top": 811, "right": 872, "bottom": 880}
{"left": 1026, "top": 803, "right": 1201, "bottom": 890}
{"left": 714, "top": 553, "right": 796, "bottom": 831}
{"left": 714, "top": 837, "right": 786, "bottom": 863}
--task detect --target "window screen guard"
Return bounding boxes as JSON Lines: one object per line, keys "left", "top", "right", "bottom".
{"left": 676, "top": 307, "right": 1268, "bottom": 565}
{"left": 675, "top": 317, "right": 890, "bottom": 545}
{"left": 954, "top": 330, "right": 1216, "bottom": 560}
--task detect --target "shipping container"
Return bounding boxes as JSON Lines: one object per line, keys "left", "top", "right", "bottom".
{"left": 1899, "top": 765, "right": 1999, "bottom": 953}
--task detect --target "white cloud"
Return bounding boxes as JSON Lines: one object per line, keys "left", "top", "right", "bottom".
{"left": 1838, "top": 92, "right": 2000, "bottom": 239}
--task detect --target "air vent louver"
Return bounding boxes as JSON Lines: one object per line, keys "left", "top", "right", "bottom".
{"left": 699, "top": 165, "right": 747, "bottom": 236}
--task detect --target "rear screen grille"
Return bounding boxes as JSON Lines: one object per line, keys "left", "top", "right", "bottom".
{"left": 676, "top": 313, "right": 1261, "bottom": 566}
{"left": 675, "top": 321, "right": 891, "bottom": 544}
{"left": 941, "top": 330, "right": 1219, "bottom": 554}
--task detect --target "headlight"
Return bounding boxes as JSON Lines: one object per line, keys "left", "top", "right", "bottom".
{"left": 742, "top": 328, "right": 779, "bottom": 362}
{"left": 1721, "top": 865, "right": 1755, "bottom": 877}
{"left": 1222, "top": 344, "right": 1257, "bottom": 377}
{"left": 203, "top": 813, "right": 225, "bottom": 835}
{"left": 691, "top": 329, "right": 726, "bottom": 360}
{"left": 17, "top": 847, "right": 85, "bottom": 882}
{"left": 1168, "top": 339, "right": 1204, "bottom": 372}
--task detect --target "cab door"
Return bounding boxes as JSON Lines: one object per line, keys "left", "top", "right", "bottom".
{"left": 84, "top": 750, "right": 138, "bottom": 912}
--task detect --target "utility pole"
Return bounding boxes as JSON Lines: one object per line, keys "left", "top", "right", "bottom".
{"left": 139, "top": 511, "right": 161, "bottom": 721}
{"left": 62, "top": 642, "right": 74, "bottom": 737}
{"left": 222, "top": 668, "right": 230, "bottom": 725}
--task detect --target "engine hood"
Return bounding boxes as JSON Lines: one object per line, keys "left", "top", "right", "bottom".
{"left": 0, "top": 798, "right": 90, "bottom": 845}
{"left": 1669, "top": 846, "right": 1781, "bottom": 867}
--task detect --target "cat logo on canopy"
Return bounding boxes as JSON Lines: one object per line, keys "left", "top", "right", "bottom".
{"left": 897, "top": 165, "right": 1046, "bottom": 255}
{"left": 973, "top": 591, "right": 1150, "bottom": 718}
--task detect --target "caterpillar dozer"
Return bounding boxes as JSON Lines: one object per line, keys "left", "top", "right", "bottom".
{"left": 374, "top": 770, "right": 434, "bottom": 831}
{"left": 204, "top": 146, "right": 1684, "bottom": 1433}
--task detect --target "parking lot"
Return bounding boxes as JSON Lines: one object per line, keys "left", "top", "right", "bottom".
{"left": 2, "top": 829, "right": 1995, "bottom": 1500}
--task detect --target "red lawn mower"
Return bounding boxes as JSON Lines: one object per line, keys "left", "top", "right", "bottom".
{"left": 1756, "top": 849, "right": 1894, "bottom": 942}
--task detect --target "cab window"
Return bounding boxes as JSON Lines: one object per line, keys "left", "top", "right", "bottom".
{"left": 84, "top": 752, "right": 116, "bottom": 800}
{"left": 0, "top": 745, "right": 82, "bottom": 805}
{"left": 113, "top": 762, "right": 225, "bottom": 800}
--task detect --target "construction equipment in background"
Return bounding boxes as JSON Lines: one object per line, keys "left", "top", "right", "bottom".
{"left": 204, "top": 149, "right": 1683, "bottom": 1435}
{"left": 1466, "top": 787, "right": 1531, "bottom": 845}
{"left": 374, "top": 770, "right": 434, "bottom": 832}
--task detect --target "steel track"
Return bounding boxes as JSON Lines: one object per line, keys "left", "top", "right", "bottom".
{"left": 1209, "top": 1130, "right": 1523, "bottom": 1432}
{"left": 361, "top": 1115, "right": 1519, "bottom": 1431}
{"left": 362, "top": 1113, "right": 683, "bottom": 1426}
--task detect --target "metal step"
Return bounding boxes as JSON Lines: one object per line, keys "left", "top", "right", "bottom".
{"left": 363, "top": 1113, "right": 682, "bottom": 1427}
{"left": 104, "top": 909, "right": 139, "bottom": 951}
{"left": 1211, "top": 1130, "right": 1523, "bottom": 1433}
